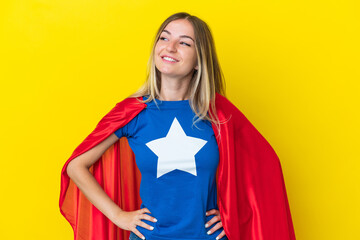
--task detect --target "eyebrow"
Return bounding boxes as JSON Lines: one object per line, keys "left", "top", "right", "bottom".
{"left": 161, "top": 29, "right": 195, "bottom": 42}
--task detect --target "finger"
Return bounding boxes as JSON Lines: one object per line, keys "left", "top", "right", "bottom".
{"left": 205, "top": 215, "right": 221, "bottom": 228}
{"left": 207, "top": 221, "right": 223, "bottom": 235}
{"left": 215, "top": 230, "right": 226, "bottom": 240}
{"left": 132, "top": 229, "right": 146, "bottom": 240}
{"left": 141, "top": 208, "right": 151, "bottom": 214}
{"left": 136, "top": 219, "right": 154, "bottom": 231}
{"left": 140, "top": 213, "right": 158, "bottom": 223}
{"left": 206, "top": 209, "right": 219, "bottom": 216}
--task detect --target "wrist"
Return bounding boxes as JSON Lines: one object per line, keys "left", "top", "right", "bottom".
{"left": 109, "top": 207, "right": 124, "bottom": 222}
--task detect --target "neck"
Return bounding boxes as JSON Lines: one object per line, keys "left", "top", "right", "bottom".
{"left": 158, "top": 74, "right": 192, "bottom": 101}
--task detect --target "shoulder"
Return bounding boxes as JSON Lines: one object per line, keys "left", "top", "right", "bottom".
{"left": 214, "top": 92, "right": 253, "bottom": 129}
{"left": 215, "top": 92, "right": 242, "bottom": 118}
{"left": 215, "top": 93, "right": 238, "bottom": 111}
{"left": 115, "top": 96, "right": 146, "bottom": 110}
{"left": 96, "top": 96, "right": 146, "bottom": 127}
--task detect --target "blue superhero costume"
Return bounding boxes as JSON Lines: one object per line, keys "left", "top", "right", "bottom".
{"left": 114, "top": 96, "right": 227, "bottom": 240}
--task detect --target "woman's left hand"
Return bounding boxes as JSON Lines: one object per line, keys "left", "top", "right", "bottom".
{"left": 205, "top": 209, "right": 226, "bottom": 240}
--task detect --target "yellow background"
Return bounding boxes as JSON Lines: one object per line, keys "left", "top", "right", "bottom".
{"left": 0, "top": 0, "right": 359, "bottom": 239}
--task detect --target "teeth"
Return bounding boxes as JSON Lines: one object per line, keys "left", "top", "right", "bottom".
{"left": 163, "top": 56, "right": 177, "bottom": 62}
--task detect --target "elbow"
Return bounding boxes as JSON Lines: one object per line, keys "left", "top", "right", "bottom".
{"left": 66, "top": 160, "right": 76, "bottom": 178}
{"left": 66, "top": 158, "right": 89, "bottom": 179}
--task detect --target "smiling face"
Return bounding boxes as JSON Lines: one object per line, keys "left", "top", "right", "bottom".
{"left": 154, "top": 19, "right": 198, "bottom": 80}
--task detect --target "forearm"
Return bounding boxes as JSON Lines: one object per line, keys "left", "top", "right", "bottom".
{"left": 67, "top": 165, "right": 124, "bottom": 222}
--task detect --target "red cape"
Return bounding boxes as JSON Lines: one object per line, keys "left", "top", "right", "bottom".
{"left": 59, "top": 93, "right": 296, "bottom": 240}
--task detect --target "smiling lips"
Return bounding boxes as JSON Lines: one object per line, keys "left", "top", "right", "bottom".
{"left": 161, "top": 55, "right": 179, "bottom": 63}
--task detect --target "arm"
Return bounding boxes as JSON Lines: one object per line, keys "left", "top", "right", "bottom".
{"left": 66, "top": 133, "right": 122, "bottom": 222}
{"left": 66, "top": 133, "right": 156, "bottom": 239}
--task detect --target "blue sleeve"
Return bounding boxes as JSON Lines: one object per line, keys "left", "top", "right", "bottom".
{"left": 114, "top": 116, "right": 136, "bottom": 138}
{"left": 114, "top": 125, "right": 126, "bottom": 138}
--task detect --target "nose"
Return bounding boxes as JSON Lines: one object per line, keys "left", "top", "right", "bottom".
{"left": 166, "top": 40, "right": 177, "bottom": 52}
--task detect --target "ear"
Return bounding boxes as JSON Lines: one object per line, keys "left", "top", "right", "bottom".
{"left": 195, "top": 65, "right": 198, "bottom": 70}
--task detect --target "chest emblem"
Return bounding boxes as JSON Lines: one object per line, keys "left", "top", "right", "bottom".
{"left": 145, "top": 117, "right": 207, "bottom": 178}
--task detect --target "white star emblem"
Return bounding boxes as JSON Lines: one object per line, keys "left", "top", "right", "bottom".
{"left": 145, "top": 117, "right": 207, "bottom": 178}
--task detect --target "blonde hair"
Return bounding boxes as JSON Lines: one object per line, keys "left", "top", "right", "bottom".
{"left": 127, "top": 12, "right": 227, "bottom": 138}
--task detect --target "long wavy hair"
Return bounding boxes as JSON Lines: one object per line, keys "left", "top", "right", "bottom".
{"left": 127, "top": 12, "right": 227, "bottom": 137}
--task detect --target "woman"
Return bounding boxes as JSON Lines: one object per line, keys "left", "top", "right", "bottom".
{"left": 59, "top": 12, "right": 296, "bottom": 240}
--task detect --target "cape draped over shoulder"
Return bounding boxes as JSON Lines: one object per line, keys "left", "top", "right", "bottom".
{"left": 59, "top": 93, "right": 296, "bottom": 240}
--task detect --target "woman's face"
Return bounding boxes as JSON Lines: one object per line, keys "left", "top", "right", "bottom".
{"left": 154, "top": 19, "right": 198, "bottom": 80}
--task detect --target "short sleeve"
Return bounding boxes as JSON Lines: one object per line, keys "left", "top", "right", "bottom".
{"left": 113, "top": 115, "right": 136, "bottom": 138}
{"left": 114, "top": 126, "right": 126, "bottom": 138}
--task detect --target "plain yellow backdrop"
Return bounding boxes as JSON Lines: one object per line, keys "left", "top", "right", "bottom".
{"left": 0, "top": 0, "right": 359, "bottom": 239}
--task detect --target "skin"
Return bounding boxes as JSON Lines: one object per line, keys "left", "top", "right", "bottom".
{"left": 154, "top": 19, "right": 199, "bottom": 101}
{"left": 67, "top": 18, "right": 226, "bottom": 240}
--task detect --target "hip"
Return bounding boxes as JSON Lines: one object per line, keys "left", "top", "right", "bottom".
{"left": 128, "top": 231, "right": 228, "bottom": 240}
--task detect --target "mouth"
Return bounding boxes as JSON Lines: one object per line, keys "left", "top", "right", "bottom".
{"left": 161, "top": 55, "right": 179, "bottom": 62}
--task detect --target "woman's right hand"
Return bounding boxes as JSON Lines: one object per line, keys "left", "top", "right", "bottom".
{"left": 112, "top": 208, "right": 157, "bottom": 240}
{"left": 66, "top": 134, "right": 157, "bottom": 239}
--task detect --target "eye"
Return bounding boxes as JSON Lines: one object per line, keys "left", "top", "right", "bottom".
{"left": 159, "top": 37, "right": 167, "bottom": 41}
{"left": 181, "top": 42, "right": 191, "bottom": 47}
